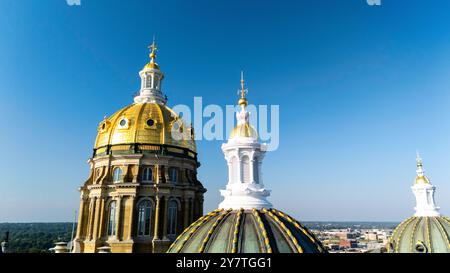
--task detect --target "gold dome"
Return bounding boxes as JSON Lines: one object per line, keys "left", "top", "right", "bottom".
{"left": 415, "top": 175, "right": 430, "bottom": 184}
{"left": 95, "top": 102, "right": 196, "bottom": 152}
{"left": 143, "top": 61, "right": 160, "bottom": 70}
{"left": 229, "top": 123, "right": 258, "bottom": 140}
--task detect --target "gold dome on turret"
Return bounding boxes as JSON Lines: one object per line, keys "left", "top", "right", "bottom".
{"left": 229, "top": 123, "right": 258, "bottom": 139}
{"left": 415, "top": 176, "right": 430, "bottom": 184}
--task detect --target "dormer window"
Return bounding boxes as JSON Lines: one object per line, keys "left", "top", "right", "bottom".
{"left": 415, "top": 241, "right": 428, "bottom": 253}
{"left": 118, "top": 118, "right": 129, "bottom": 129}
{"left": 146, "top": 119, "right": 155, "bottom": 127}
{"left": 99, "top": 120, "right": 110, "bottom": 133}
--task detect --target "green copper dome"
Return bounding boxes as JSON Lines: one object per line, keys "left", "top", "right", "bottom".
{"left": 388, "top": 216, "right": 450, "bottom": 253}
{"left": 167, "top": 208, "right": 326, "bottom": 253}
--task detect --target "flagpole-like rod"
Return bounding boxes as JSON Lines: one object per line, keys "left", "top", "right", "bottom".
{"left": 69, "top": 210, "right": 77, "bottom": 252}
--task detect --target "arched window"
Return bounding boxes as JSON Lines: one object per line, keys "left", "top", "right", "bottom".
{"left": 186, "top": 170, "right": 193, "bottom": 184}
{"left": 107, "top": 201, "right": 116, "bottom": 237}
{"left": 142, "top": 167, "right": 153, "bottom": 183}
{"left": 427, "top": 192, "right": 433, "bottom": 205}
{"left": 253, "top": 157, "right": 259, "bottom": 184}
{"left": 169, "top": 168, "right": 178, "bottom": 183}
{"left": 242, "top": 156, "right": 250, "bottom": 183}
{"left": 154, "top": 75, "right": 159, "bottom": 89}
{"left": 145, "top": 75, "right": 152, "bottom": 88}
{"left": 113, "top": 167, "right": 123, "bottom": 183}
{"left": 137, "top": 200, "right": 152, "bottom": 236}
{"left": 168, "top": 200, "right": 178, "bottom": 236}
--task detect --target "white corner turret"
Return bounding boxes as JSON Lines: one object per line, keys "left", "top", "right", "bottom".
{"left": 412, "top": 153, "right": 440, "bottom": 217}
{"left": 219, "top": 72, "right": 272, "bottom": 210}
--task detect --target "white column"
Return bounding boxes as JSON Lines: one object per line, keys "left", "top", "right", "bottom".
{"left": 258, "top": 160, "right": 262, "bottom": 185}
{"left": 250, "top": 158, "right": 255, "bottom": 184}
{"left": 227, "top": 160, "right": 233, "bottom": 184}
{"left": 237, "top": 156, "right": 242, "bottom": 184}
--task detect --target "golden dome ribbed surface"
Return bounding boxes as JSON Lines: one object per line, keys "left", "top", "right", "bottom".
{"left": 388, "top": 216, "right": 450, "bottom": 253}
{"left": 95, "top": 102, "right": 196, "bottom": 152}
{"left": 229, "top": 123, "right": 258, "bottom": 140}
{"left": 168, "top": 208, "right": 326, "bottom": 253}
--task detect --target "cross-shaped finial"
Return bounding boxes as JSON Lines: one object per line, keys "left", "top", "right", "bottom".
{"left": 416, "top": 150, "right": 423, "bottom": 166}
{"left": 148, "top": 36, "right": 157, "bottom": 62}
{"left": 237, "top": 71, "right": 249, "bottom": 107}
{"left": 415, "top": 151, "right": 425, "bottom": 178}
{"left": 239, "top": 71, "right": 248, "bottom": 98}
{"left": 150, "top": 36, "right": 157, "bottom": 51}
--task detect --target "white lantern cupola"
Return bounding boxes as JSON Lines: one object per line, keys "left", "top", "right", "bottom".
{"left": 219, "top": 72, "right": 272, "bottom": 210}
{"left": 134, "top": 38, "right": 167, "bottom": 105}
{"left": 412, "top": 152, "right": 440, "bottom": 217}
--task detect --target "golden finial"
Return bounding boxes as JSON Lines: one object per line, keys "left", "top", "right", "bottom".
{"left": 238, "top": 71, "right": 248, "bottom": 107}
{"left": 416, "top": 151, "right": 423, "bottom": 167}
{"left": 149, "top": 36, "right": 157, "bottom": 63}
{"left": 144, "top": 36, "right": 160, "bottom": 70}
{"left": 415, "top": 151, "right": 430, "bottom": 184}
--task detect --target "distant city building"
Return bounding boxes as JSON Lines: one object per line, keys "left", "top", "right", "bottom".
{"left": 314, "top": 226, "right": 394, "bottom": 253}
{"left": 388, "top": 154, "right": 450, "bottom": 253}
{"left": 365, "top": 232, "right": 378, "bottom": 241}
{"left": 339, "top": 239, "right": 358, "bottom": 249}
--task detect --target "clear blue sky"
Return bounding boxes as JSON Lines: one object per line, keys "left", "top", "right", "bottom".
{"left": 1, "top": 0, "right": 450, "bottom": 222}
